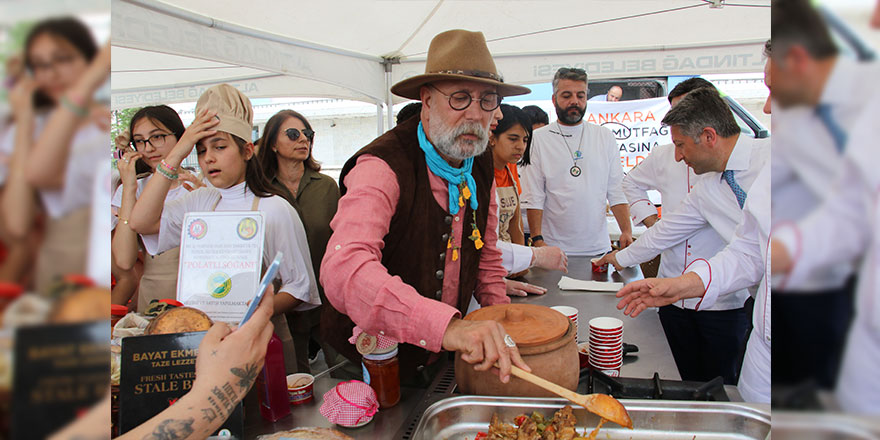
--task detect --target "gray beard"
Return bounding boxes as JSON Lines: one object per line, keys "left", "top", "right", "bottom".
{"left": 428, "top": 118, "right": 488, "bottom": 161}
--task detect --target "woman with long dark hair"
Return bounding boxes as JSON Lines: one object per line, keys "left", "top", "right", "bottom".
{"left": 111, "top": 105, "right": 203, "bottom": 309}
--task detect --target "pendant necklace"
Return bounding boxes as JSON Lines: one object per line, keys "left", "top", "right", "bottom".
{"left": 558, "top": 121, "right": 585, "bottom": 177}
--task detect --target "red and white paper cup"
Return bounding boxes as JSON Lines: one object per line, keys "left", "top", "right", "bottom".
{"left": 588, "top": 317, "right": 623, "bottom": 376}
{"left": 551, "top": 306, "right": 578, "bottom": 334}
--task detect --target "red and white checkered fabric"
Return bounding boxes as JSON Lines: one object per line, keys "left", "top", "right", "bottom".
{"left": 319, "top": 380, "right": 378, "bottom": 427}
{"left": 348, "top": 326, "right": 398, "bottom": 352}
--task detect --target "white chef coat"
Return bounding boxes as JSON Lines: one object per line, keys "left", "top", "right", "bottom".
{"left": 111, "top": 173, "right": 189, "bottom": 255}
{"left": 615, "top": 135, "right": 770, "bottom": 284}
{"left": 157, "top": 181, "right": 321, "bottom": 312}
{"left": 688, "top": 163, "right": 771, "bottom": 403}
{"left": 774, "top": 96, "right": 880, "bottom": 413}
{"left": 521, "top": 121, "right": 627, "bottom": 256}
{"left": 622, "top": 143, "right": 750, "bottom": 310}
{"left": 770, "top": 57, "right": 879, "bottom": 291}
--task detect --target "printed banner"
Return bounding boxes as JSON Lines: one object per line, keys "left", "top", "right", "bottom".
{"left": 177, "top": 211, "right": 264, "bottom": 323}
{"left": 585, "top": 97, "right": 672, "bottom": 172}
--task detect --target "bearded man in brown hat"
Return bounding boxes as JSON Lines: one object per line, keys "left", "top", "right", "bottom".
{"left": 321, "top": 30, "right": 532, "bottom": 386}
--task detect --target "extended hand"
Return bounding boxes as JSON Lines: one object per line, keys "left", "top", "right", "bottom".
{"left": 618, "top": 231, "right": 634, "bottom": 249}
{"left": 442, "top": 318, "right": 531, "bottom": 383}
{"left": 504, "top": 279, "right": 547, "bottom": 297}
{"left": 615, "top": 273, "right": 704, "bottom": 317}
{"left": 532, "top": 245, "right": 568, "bottom": 273}
{"left": 770, "top": 239, "right": 792, "bottom": 275}
{"left": 596, "top": 250, "right": 624, "bottom": 271}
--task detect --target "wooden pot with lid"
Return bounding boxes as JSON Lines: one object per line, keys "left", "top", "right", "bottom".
{"left": 455, "top": 303, "right": 578, "bottom": 397}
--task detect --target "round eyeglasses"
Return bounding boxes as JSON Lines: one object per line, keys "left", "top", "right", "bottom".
{"left": 429, "top": 84, "right": 501, "bottom": 112}
{"left": 130, "top": 133, "right": 173, "bottom": 150}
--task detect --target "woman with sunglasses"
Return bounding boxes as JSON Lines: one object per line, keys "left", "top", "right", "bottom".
{"left": 1, "top": 17, "right": 109, "bottom": 293}
{"left": 111, "top": 105, "right": 204, "bottom": 309}
{"left": 257, "top": 109, "right": 339, "bottom": 373}
{"left": 130, "top": 85, "right": 320, "bottom": 373}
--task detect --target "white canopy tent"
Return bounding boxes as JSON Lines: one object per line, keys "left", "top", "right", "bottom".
{"left": 111, "top": 0, "right": 770, "bottom": 132}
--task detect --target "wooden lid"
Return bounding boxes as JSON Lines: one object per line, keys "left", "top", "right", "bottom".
{"left": 464, "top": 304, "right": 569, "bottom": 347}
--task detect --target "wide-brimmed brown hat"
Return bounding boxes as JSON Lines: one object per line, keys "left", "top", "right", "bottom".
{"left": 391, "top": 29, "right": 530, "bottom": 100}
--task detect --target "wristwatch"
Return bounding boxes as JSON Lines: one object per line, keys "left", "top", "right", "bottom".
{"left": 530, "top": 235, "right": 544, "bottom": 244}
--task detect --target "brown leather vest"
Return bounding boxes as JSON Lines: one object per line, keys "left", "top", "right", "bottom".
{"left": 321, "top": 115, "right": 493, "bottom": 385}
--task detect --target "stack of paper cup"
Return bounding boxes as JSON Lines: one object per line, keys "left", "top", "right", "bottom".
{"left": 588, "top": 317, "right": 623, "bottom": 377}
{"left": 550, "top": 306, "right": 578, "bottom": 334}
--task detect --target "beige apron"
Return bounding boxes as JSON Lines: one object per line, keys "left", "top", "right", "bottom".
{"left": 34, "top": 207, "right": 90, "bottom": 295}
{"left": 136, "top": 246, "right": 180, "bottom": 313}
{"left": 495, "top": 167, "right": 520, "bottom": 243}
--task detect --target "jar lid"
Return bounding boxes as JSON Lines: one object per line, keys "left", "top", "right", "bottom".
{"left": 349, "top": 326, "right": 398, "bottom": 355}
{"left": 111, "top": 304, "right": 129, "bottom": 316}
{"left": 464, "top": 304, "right": 569, "bottom": 347}
{"left": 319, "top": 380, "right": 378, "bottom": 427}
{"left": 363, "top": 347, "right": 398, "bottom": 361}
{"left": 159, "top": 298, "right": 183, "bottom": 307}
{"left": 0, "top": 283, "right": 23, "bottom": 299}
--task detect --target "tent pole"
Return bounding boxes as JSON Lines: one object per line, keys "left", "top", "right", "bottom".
{"left": 382, "top": 57, "right": 400, "bottom": 131}
{"left": 376, "top": 102, "right": 384, "bottom": 136}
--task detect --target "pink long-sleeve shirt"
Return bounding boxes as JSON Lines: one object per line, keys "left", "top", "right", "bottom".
{"left": 321, "top": 154, "right": 509, "bottom": 353}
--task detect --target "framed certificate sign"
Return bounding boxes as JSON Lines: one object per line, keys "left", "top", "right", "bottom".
{"left": 177, "top": 211, "right": 264, "bottom": 323}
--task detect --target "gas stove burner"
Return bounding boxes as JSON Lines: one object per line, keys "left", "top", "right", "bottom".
{"left": 582, "top": 369, "right": 730, "bottom": 401}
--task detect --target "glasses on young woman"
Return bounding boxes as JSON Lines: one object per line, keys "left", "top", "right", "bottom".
{"left": 130, "top": 133, "right": 173, "bottom": 150}
{"left": 428, "top": 84, "right": 501, "bottom": 112}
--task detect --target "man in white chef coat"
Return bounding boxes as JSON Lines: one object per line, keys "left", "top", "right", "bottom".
{"left": 616, "top": 161, "right": 771, "bottom": 403}
{"left": 620, "top": 77, "right": 751, "bottom": 385}
{"left": 597, "top": 87, "right": 769, "bottom": 294}
{"left": 521, "top": 67, "right": 633, "bottom": 257}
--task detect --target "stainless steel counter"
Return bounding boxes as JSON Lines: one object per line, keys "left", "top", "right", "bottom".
{"left": 242, "top": 374, "right": 424, "bottom": 439}
{"left": 514, "top": 256, "right": 680, "bottom": 380}
{"left": 244, "top": 256, "right": 684, "bottom": 438}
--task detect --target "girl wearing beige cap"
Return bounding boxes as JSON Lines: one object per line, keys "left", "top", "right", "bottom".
{"left": 129, "top": 84, "right": 321, "bottom": 371}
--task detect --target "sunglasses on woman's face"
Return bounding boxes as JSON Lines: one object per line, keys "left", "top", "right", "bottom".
{"left": 285, "top": 127, "right": 315, "bottom": 142}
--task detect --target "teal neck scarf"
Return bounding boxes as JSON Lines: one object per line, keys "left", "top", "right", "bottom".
{"left": 417, "top": 122, "right": 478, "bottom": 215}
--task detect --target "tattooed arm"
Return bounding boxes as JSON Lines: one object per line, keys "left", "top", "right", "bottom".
{"left": 118, "top": 290, "right": 274, "bottom": 440}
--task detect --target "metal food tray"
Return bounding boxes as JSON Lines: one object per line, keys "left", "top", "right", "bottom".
{"left": 771, "top": 412, "right": 880, "bottom": 440}
{"left": 412, "top": 396, "right": 770, "bottom": 440}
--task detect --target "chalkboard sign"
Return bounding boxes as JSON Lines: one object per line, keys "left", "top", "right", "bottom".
{"left": 119, "top": 331, "right": 242, "bottom": 438}
{"left": 11, "top": 321, "right": 109, "bottom": 440}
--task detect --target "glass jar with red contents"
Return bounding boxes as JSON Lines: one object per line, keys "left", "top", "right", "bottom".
{"left": 361, "top": 344, "right": 400, "bottom": 408}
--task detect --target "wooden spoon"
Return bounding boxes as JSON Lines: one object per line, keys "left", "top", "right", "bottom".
{"left": 509, "top": 365, "right": 633, "bottom": 429}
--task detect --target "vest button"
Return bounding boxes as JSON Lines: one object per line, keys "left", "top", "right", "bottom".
{"left": 441, "top": 233, "right": 449, "bottom": 242}
{"left": 439, "top": 252, "right": 446, "bottom": 261}
{"left": 435, "top": 270, "right": 444, "bottom": 280}
{"left": 434, "top": 290, "right": 442, "bottom": 300}
{"left": 444, "top": 216, "right": 453, "bottom": 225}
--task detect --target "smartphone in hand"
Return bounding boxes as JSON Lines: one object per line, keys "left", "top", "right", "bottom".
{"left": 239, "top": 252, "right": 283, "bottom": 327}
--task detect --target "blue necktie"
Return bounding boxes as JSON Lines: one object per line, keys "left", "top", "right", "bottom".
{"left": 815, "top": 104, "right": 847, "bottom": 152}
{"left": 722, "top": 170, "right": 746, "bottom": 209}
